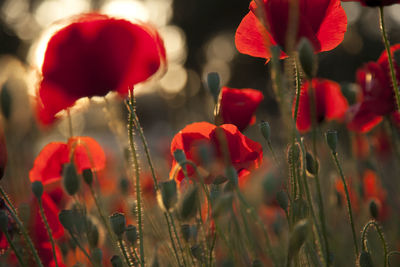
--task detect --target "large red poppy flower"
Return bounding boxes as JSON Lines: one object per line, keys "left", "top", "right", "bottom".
{"left": 342, "top": 0, "right": 400, "bottom": 6}
{"left": 347, "top": 45, "right": 400, "bottom": 132}
{"left": 235, "top": 0, "right": 347, "bottom": 60}
{"left": 294, "top": 78, "right": 348, "bottom": 132}
{"left": 37, "top": 13, "right": 166, "bottom": 125}
{"left": 0, "top": 127, "right": 7, "bottom": 179}
{"left": 218, "top": 87, "right": 264, "bottom": 131}
{"left": 29, "top": 136, "right": 105, "bottom": 201}
{"left": 170, "top": 122, "right": 263, "bottom": 184}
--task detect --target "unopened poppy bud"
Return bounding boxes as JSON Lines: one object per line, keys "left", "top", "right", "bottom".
{"left": 59, "top": 209, "right": 74, "bottom": 232}
{"left": 259, "top": 121, "right": 271, "bottom": 142}
{"left": 92, "top": 248, "right": 103, "bottom": 265}
{"left": 111, "top": 255, "right": 123, "bottom": 267}
{"left": 63, "top": 163, "right": 80, "bottom": 195}
{"left": 298, "top": 38, "right": 316, "bottom": 79}
{"left": 158, "top": 180, "right": 178, "bottom": 211}
{"left": 191, "top": 244, "right": 205, "bottom": 262}
{"left": 173, "top": 149, "right": 187, "bottom": 166}
{"left": 1, "top": 84, "right": 11, "bottom": 120}
{"left": 325, "top": 130, "right": 338, "bottom": 153}
{"left": 287, "top": 143, "right": 300, "bottom": 165}
{"left": 31, "top": 181, "right": 44, "bottom": 199}
{"left": 369, "top": 199, "right": 379, "bottom": 220}
{"left": 181, "top": 224, "right": 191, "bottom": 242}
{"left": 82, "top": 169, "right": 93, "bottom": 185}
{"left": 306, "top": 152, "right": 319, "bottom": 176}
{"left": 180, "top": 186, "right": 199, "bottom": 220}
{"left": 125, "top": 224, "right": 137, "bottom": 244}
{"left": 288, "top": 219, "right": 310, "bottom": 261}
{"left": 225, "top": 165, "right": 238, "bottom": 186}
{"left": 0, "top": 210, "right": 8, "bottom": 232}
{"left": 109, "top": 212, "right": 126, "bottom": 237}
{"left": 207, "top": 72, "right": 221, "bottom": 103}
{"left": 276, "top": 191, "right": 288, "bottom": 211}
{"left": 359, "top": 251, "right": 374, "bottom": 267}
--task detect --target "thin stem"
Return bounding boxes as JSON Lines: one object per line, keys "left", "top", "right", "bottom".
{"left": 0, "top": 186, "right": 44, "bottom": 267}
{"left": 67, "top": 109, "right": 73, "bottom": 138}
{"left": 69, "top": 231, "right": 94, "bottom": 264}
{"left": 118, "top": 238, "right": 133, "bottom": 267}
{"left": 361, "top": 220, "right": 388, "bottom": 267}
{"left": 388, "top": 251, "right": 400, "bottom": 266}
{"left": 3, "top": 230, "right": 27, "bottom": 266}
{"left": 379, "top": 6, "right": 400, "bottom": 112}
{"left": 293, "top": 60, "right": 302, "bottom": 124}
{"left": 127, "top": 91, "right": 144, "bottom": 266}
{"left": 168, "top": 212, "right": 188, "bottom": 266}
{"left": 331, "top": 152, "right": 359, "bottom": 257}
{"left": 38, "top": 199, "right": 59, "bottom": 267}
{"left": 164, "top": 213, "right": 183, "bottom": 267}
{"left": 209, "top": 232, "right": 216, "bottom": 267}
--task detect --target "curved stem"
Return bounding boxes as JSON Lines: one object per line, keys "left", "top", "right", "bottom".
{"left": 127, "top": 91, "right": 144, "bottom": 266}
{"left": 118, "top": 238, "right": 133, "bottom": 267}
{"left": 38, "top": 199, "right": 59, "bottom": 267}
{"left": 3, "top": 230, "right": 27, "bottom": 266}
{"left": 388, "top": 251, "right": 400, "bottom": 266}
{"left": 379, "top": 6, "right": 400, "bottom": 112}
{"left": 361, "top": 220, "right": 388, "bottom": 267}
{"left": 0, "top": 186, "right": 44, "bottom": 267}
{"left": 331, "top": 152, "right": 359, "bottom": 258}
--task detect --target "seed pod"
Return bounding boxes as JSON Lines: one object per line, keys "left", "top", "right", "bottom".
{"left": 32, "top": 181, "right": 44, "bottom": 199}
{"left": 158, "top": 180, "right": 178, "bottom": 211}
{"left": 111, "top": 255, "right": 123, "bottom": 267}
{"left": 63, "top": 163, "right": 80, "bottom": 195}
{"left": 298, "top": 38, "right": 316, "bottom": 79}
{"left": 180, "top": 186, "right": 199, "bottom": 220}
{"left": 207, "top": 72, "right": 221, "bottom": 103}
{"left": 82, "top": 169, "right": 93, "bottom": 185}
{"left": 125, "top": 224, "right": 138, "bottom": 244}
{"left": 325, "top": 130, "right": 338, "bottom": 153}
{"left": 109, "top": 212, "right": 126, "bottom": 237}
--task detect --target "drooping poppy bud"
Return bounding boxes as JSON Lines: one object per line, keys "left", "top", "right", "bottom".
{"left": 207, "top": 72, "right": 221, "bottom": 103}
{"left": 298, "top": 38, "right": 316, "bottom": 79}
{"left": 62, "top": 163, "right": 80, "bottom": 196}
{"left": 325, "top": 130, "right": 338, "bottom": 153}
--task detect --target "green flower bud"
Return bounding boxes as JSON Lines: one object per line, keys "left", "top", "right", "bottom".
{"left": 158, "top": 180, "right": 178, "bottom": 211}
{"left": 359, "top": 251, "right": 374, "bottom": 267}
{"left": 276, "top": 191, "right": 288, "bottom": 211}
{"left": 325, "top": 130, "right": 338, "bottom": 153}
{"left": 109, "top": 212, "right": 126, "bottom": 237}
{"left": 82, "top": 169, "right": 93, "bottom": 185}
{"left": 288, "top": 219, "right": 310, "bottom": 262}
{"left": 31, "top": 181, "right": 44, "bottom": 199}
{"left": 59, "top": 209, "right": 75, "bottom": 232}
{"left": 0, "top": 210, "right": 8, "bottom": 232}
{"left": 111, "top": 255, "right": 123, "bottom": 267}
{"left": 125, "top": 224, "right": 137, "bottom": 244}
{"left": 173, "top": 149, "right": 187, "bottom": 166}
{"left": 63, "top": 163, "right": 80, "bottom": 195}
{"left": 298, "top": 38, "right": 316, "bottom": 79}
{"left": 207, "top": 72, "right": 221, "bottom": 103}
{"left": 259, "top": 121, "right": 271, "bottom": 142}
{"left": 87, "top": 220, "right": 99, "bottom": 248}
{"left": 369, "top": 199, "right": 379, "bottom": 220}
{"left": 306, "top": 152, "right": 319, "bottom": 176}
{"left": 180, "top": 186, "right": 199, "bottom": 220}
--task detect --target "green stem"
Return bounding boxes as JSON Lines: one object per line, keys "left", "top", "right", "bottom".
{"left": 3, "top": 230, "right": 27, "bottom": 266}
{"left": 379, "top": 6, "right": 400, "bottom": 112}
{"left": 388, "top": 251, "right": 400, "bottom": 266}
{"left": 168, "top": 212, "right": 188, "bottom": 266}
{"left": 69, "top": 232, "right": 94, "bottom": 264}
{"left": 331, "top": 152, "right": 359, "bottom": 258}
{"left": 118, "top": 239, "right": 133, "bottom": 267}
{"left": 209, "top": 232, "right": 216, "bottom": 267}
{"left": 293, "top": 60, "right": 302, "bottom": 124}
{"left": 164, "top": 213, "right": 183, "bottom": 267}
{"left": 38, "top": 199, "right": 59, "bottom": 267}
{"left": 361, "top": 220, "right": 388, "bottom": 267}
{"left": 127, "top": 92, "right": 144, "bottom": 266}
{"left": 0, "top": 186, "right": 44, "bottom": 267}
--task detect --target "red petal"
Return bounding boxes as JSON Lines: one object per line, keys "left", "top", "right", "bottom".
{"left": 68, "top": 136, "right": 106, "bottom": 172}
{"left": 29, "top": 142, "right": 69, "bottom": 185}
{"left": 347, "top": 103, "right": 383, "bottom": 133}
{"left": 220, "top": 87, "right": 264, "bottom": 131}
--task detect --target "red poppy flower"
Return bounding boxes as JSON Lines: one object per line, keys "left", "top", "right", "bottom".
{"left": 294, "top": 78, "right": 348, "bottom": 132}
{"left": 37, "top": 242, "right": 66, "bottom": 267}
{"left": 170, "top": 122, "right": 263, "bottom": 184}
{"left": 37, "top": 13, "right": 166, "bottom": 125}
{"left": 29, "top": 136, "right": 105, "bottom": 199}
{"left": 235, "top": 0, "right": 347, "bottom": 60}
{"left": 347, "top": 45, "right": 400, "bottom": 132}
{"left": 342, "top": 0, "right": 400, "bottom": 6}
{"left": 362, "top": 170, "right": 389, "bottom": 221}
{"left": 218, "top": 87, "right": 264, "bottom": 131}
{"left": 0, "top": 127, "right": 7, "bottom": 179}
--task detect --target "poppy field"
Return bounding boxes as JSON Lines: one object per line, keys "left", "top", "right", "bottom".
{"left": 1, "top": 0, "right": 400, "bottom": 266}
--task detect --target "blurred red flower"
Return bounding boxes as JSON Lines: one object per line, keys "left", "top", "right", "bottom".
{"left": 235, "top": 0, "right": 347, "bottom": 60}
{"left": 0, "top": 127, "right": 7, "bottom": 179}
{"left": 170, "top": 122, "right": 263, "bottom": 184}
{"left": 37, "top": 13, "right": 166, "bottom": 125}
{"left": 362, "top": 170, "right": 389, "bottom": 221}
{"left": 29, "top": 136, "right": 105, "bottom": 201}
{"left": 218, "top": 87, "right": 264, "bottom": 131}
{"left": 347, "top": 44, "right": 400, "bottom": 132}
{"left": 342, "top": 0, "right": 400, "bottom": 6}
{"left": 294, "top": 78, "right": 348, "bottom": 132}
